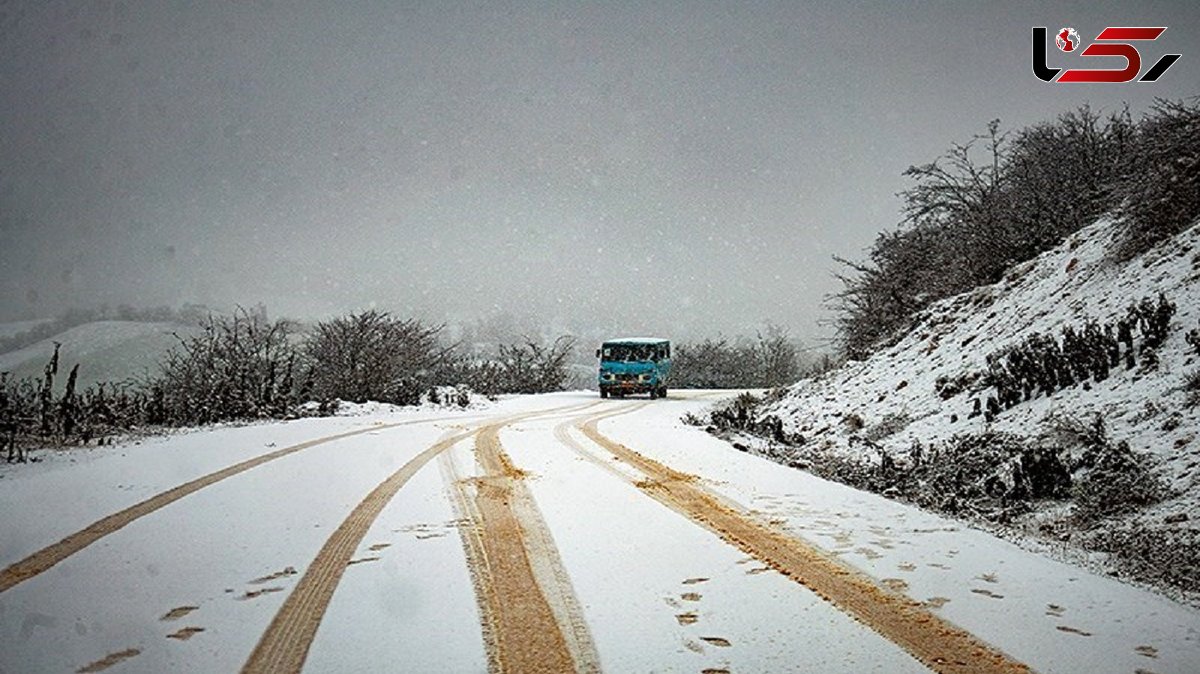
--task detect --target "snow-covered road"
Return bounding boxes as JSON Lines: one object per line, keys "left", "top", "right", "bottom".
{"left": 2, "top": 392, "right": 1198, "bottom": 673}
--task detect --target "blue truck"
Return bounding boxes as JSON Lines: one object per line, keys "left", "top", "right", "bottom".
{"left": 596, "top": 337, "right": 671, "bottom": 399}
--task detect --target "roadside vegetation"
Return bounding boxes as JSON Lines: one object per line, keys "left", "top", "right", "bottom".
{"left": 684, "top": 99, "right": 1200, "bottom": 598}
{"left": 669, "top": 324, "right": 808, "bottom": 389}
{"left": 832, "top": 99, "right": 1198, "bottom": 359}
{"left": 1, "top": 307, "right": 578, "bottom": 461}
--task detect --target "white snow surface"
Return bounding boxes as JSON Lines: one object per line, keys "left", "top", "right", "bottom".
{"left": 1, "top": 391, "right": 1198, "bottom": 673}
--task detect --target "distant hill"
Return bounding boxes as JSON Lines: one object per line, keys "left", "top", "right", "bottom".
{"left": 0, "top": 320, "right": 49, "bottom": 340}
{"left": 0, "top": 320, "right": 199, "bottom": 391}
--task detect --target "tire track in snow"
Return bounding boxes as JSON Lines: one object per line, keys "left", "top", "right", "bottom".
{"left": 0, "top": 414, "right": 476, "bottom": 594}
{"left": 241, "top": 401, "right": 599, "bottom": 674}
{"left": 443, "top": 409, "right": 608, "bottom": 674}
{"left": 575, "top": 408, "right": 1031, "bottom": 674}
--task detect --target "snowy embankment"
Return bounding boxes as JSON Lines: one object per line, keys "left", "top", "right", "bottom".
{"left": 751, "top": 218, "right": 1200, "bottom": 595}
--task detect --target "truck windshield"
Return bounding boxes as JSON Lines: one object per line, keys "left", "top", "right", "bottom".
{"left": 603, "top": 344, "right": 658, "bottom": 362}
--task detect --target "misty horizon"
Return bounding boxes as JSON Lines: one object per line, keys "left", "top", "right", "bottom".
{"left": 3, "top": 1, "right": 1197, "bottom": 344}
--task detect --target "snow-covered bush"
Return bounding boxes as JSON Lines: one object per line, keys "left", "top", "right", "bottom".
{"left": 303, "top": 310, "right": 450, "bottom": 406}
{"left": 154, "top": 307, "right": 300, "bottom": 424}
{"left": 1087, "top": 522, "right": 1200, "bottom": 592}
{"left": 975, "top": 294, "right": 1177, "bottom": 418}
{"left": 896, "top": 433, "right": 1071, "bottom": 519}
{"left": 1072, "top": 439, "right": 1166, "bottom": 522}
{"left": 1045, "top": 414, "right": 1168, "bottom": 522}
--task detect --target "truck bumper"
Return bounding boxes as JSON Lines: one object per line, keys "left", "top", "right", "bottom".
{"left": 600, "top": 382, "right": 656, "bottom": 394}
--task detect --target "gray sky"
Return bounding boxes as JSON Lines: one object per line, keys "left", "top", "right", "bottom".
{"left": 1, "top": 1, "right": 1197, "bottom": 343}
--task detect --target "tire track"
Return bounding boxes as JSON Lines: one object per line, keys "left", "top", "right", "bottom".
{"left": 443, "top": 411, "right": 605, "bottom": 674}
{"left": 241, "top": 401, "right": 599, "bottom": 674}
{"left": 574, "top": 408, "right": 1031, "bottom": 674}
{"left": 0, "top": 414, "right": 476, "bottom": 594}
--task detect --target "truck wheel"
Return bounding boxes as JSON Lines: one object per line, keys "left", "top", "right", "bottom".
{"left": 649, "top": 387, "right": 659, "bottom": 400}
{"left": 600, "top": 389, "right": 608, "bottom": 399}
{"left": 659, "top": 386, "right": 668, "bottom": 398}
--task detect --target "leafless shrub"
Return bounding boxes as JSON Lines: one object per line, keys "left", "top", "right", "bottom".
{"left": 154, "top": 307, "right": 300, "bottom": 423}
{"left": 670, "top": 324, "right": 803, "bottom": 388}
{"left": 304, "top": 310, "right": 449, "bottom": 406}
{"left": 455, "top": 336, "right": 577, "bottom": 396}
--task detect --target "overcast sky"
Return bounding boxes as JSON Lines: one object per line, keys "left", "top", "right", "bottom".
{"left": 1, "top": 1, "right": 1197, "bottom": 343}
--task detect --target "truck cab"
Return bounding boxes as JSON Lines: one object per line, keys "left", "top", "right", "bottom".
{"left": 596, "top": 337, "right": 671, "bottom": 399}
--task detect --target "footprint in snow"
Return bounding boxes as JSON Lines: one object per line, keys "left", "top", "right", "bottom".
{"left": 854, "top": 547, "right": 882, "bottom": 560}
{"left": 249, "top": 566, "right": 297, "bottom": 585}
{"left": 167, "top": 626, "right": 205, "bottom": 641}
{"left": 238, "top": 586, "right": 284, "bottom": 601}
{"left": 700, "top": 636, "right": 731, "bottom": 647}
{"left": 160, "top": 606, "right": 198, "bottom": 621}
{"left": 76, "top": 648, "right": 141, "bottom": 673}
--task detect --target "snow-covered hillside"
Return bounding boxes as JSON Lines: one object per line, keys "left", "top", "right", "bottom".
{"left": 764, "top": 218, "right": 1197, "bottom": 465}
{"left": 747, "top": 218, "right": 1199, "bottom": 595}
{"left": 0, "top": 320, "right": 197, "bottom": 390}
